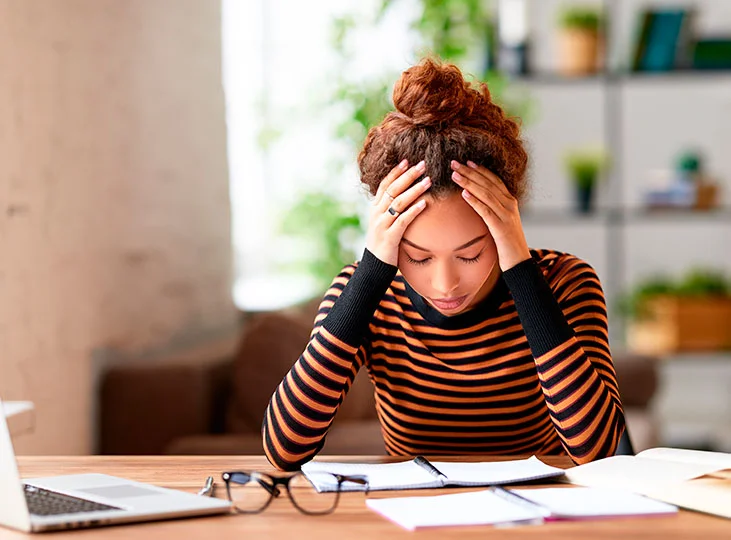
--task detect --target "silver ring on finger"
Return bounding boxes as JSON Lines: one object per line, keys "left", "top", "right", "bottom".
{"left": 388, "top": 206, "right": 400, "bottom": 216}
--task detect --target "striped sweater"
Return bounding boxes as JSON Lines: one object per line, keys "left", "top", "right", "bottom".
{"left": 263, "top": 248, "right": 625, "bottom": 471}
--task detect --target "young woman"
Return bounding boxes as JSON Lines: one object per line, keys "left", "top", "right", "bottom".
{"left": 263, "top": 59, "right": 625, "bottom": 471}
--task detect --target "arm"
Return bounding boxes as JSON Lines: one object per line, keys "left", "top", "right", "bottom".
{"left": 502, "top": 255, "right": 625, "bottom": 464}
{"left": 262, "top": 249, "right": 396, "bottom": 471}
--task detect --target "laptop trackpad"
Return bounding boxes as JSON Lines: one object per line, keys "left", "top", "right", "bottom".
{"left": 78, "top": 485, "right": 161, "bottom": 499}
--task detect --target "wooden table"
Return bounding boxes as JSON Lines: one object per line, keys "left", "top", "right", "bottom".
{"left": 5, "top": 455, "right": 729, "bottom": 539}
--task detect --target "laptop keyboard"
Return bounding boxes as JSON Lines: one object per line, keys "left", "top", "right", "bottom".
{"left": 24, "top": 484, "right": 122, "bottom": 516}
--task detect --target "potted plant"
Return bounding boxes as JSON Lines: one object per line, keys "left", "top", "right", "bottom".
{"left": 563, "top": 147, "right": 609, "bottom": 213}
{"left": 621, "top": 269, "right": 731, "bottom": 354}
{"left": 557, "top": 5, "right": 604, "bottom": 76}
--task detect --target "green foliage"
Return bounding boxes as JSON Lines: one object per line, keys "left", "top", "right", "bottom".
{"left": 563, "top": 147, "right": 610, "bottom": 188}
{"left": 618, "top": 269, "right": 731, "bottom": 320}
{"left": 402, "top": 0, "right": 488, "bottom": 61}
{"left": 675, "top": 269, "right": 730, "bottom": 297}
{"left": 558, "top": 5, "right": 603, "bottom": 31}
{"left": 334, "top": 78, "right": 394, "bottom": 150}
{"left": 279, "top": 192, "right": 362, "bottom": 291}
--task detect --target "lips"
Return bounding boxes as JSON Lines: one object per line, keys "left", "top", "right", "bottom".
{"left": 430, "top": 295, "right": 468, "bottom": 311}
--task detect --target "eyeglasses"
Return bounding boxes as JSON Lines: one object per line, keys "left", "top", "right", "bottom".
{"left": 221, "top": 471, "right": 369, "bottom": 515}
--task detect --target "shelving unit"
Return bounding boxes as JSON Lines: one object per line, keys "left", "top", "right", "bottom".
{"left": 505, "top": 1, "right": 731, "bottom": 346}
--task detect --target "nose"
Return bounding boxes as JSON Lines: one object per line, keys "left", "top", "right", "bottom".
{"left": 431, "top": 261, "right": 459, "bottom": 296}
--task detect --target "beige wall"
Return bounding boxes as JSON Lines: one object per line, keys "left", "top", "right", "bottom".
{"left": 0, "top": 0, "right": 238, "bottom": 454}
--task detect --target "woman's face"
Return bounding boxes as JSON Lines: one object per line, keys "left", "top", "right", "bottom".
{"left": 398, "top": 192, "right": 499, "bottom": 316}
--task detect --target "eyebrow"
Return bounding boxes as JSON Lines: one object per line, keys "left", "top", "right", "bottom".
{"left": 401, "top": 234, "right": 488, "bottom": 253}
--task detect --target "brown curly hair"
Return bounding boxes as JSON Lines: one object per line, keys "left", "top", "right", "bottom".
{"left": 358, "top": 58, "right": 528, "bottom": 202}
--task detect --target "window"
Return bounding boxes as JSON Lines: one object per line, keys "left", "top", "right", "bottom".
{"left": 222, "top": 0, "right": 416, "bottom": 311}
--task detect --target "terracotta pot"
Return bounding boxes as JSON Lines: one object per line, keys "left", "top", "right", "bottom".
{"left": 558, "top": 29, "right": 601, "bottom": 76}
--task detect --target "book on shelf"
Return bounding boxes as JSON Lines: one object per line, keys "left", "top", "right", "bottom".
{"left": 563, "top": 447, "right": 731, "bottom": 519}
{"left": 631, "top": 9, "right": 695, "bottom": 72}
{"left": 301, "top": 455, "right": 565, "bottom": 492}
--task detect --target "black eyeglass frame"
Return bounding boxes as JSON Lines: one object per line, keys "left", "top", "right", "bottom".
{"left": 221, "top": 470, "right": 369, "bottom": 515}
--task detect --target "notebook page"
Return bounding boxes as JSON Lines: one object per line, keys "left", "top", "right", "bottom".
{"left": 563, "top": 455, "right": 721, "bottom": 491}
{"left": 512, "top": 487, "right": 678, "bottom": 519}
{"left": 637, "top": 447, "right": 731, "bottom": 469}
{"left": 430, "top": 456, "right": 565, "bottom": 486}
{"left": 301, "top": 460, "right": 436, "bottom": 492}
{"left": 366, "top": 490, "right": 544, "bottom": 530}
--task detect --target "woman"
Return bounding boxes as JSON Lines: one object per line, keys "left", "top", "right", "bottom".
{"left": 263, "top": 59, "right": 625, "bottom": 471}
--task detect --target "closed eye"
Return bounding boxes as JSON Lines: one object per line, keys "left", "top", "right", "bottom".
{"left": 458, "top": 255, "right": 481, "bottom": 264}
{"left": 406, "top": 255, "right": 431, "bottom": 266}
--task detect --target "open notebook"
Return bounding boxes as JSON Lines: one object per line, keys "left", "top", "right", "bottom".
{"left": 301, "top": 456, "right": 565, "bottom": 492}
{"left": 365, "top": 487, "right": 678, "bottom": 530}
{"left": 563, "top": 447, "right": 731, "bottom": 519}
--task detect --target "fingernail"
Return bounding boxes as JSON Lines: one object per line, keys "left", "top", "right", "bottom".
{"left": 452, "top": 171, "right": 463, "bottom": 182}
{"left": 467, "top": 160, "right": 478, "bottom": 169}
{"left": 417, "top": 200, "right": 426, "bottom": 208}
{"left": 417, "top": 160, "right": 426, "bottom": 171}
{"left": 421, "top": 176, "right": 431, "bottom": 186}
{"left": 451, "top": 160, "right": 460, "bottom": 170}
{"left": 462, "top": 189, "right": 471, "bottom": 199}
{"left": 399, "top": 159, "right": 408, "bottom": 169}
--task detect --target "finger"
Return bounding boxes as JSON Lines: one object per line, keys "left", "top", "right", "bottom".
{"left": 379, "top": 160, "right": 427, "bottom": 209}
{"left": 388, "top": 176, "right": 431, "bottom": 214}
{"left": 452, "top": 170, "right": 509, "bottom": 217}
{"left": 461, "top": 189, "right": 500, "bottom": 227}
{"left": 376, "top": 159, "right": 409, "bottom": 204}
{"left": 451, "top": 160, "right": 511, "bottom": 203}
{"left": 466, "top": 160, "right": 512, "bottom": 198}
{"left": 390, "top": 199, "right": 427, "bottom": 235}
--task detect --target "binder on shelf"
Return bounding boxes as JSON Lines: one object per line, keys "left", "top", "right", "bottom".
{"left": 631, "top": 9, "right": 695, "bottom": 72}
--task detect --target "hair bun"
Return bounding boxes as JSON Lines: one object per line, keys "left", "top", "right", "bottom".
{"left": 392, "top": 58, "right": 486, "bottom": 128}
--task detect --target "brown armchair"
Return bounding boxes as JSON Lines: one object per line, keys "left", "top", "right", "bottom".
{"left": 99, "top": 303, "right": 659, "bottom": 456}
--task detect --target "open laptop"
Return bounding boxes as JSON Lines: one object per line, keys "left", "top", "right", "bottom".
{"left": 0, "top": 399, "right": 231, "bottom": 532}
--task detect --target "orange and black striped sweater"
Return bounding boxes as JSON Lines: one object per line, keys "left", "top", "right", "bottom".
{"left": 263, "top": 248, "right": 625, "bottom": 471}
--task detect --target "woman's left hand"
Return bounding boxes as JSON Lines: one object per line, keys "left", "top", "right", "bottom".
{"left": 451, "top": 160, "right": 531, "bottom": 271}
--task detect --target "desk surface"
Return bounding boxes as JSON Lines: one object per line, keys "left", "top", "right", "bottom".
{"left": 5, "top": 455, "right": 730, "bottom": 539}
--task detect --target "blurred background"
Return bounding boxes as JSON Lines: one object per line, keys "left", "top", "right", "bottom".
{"left": 2, "top": 0, "right": 730, "bottom": 457}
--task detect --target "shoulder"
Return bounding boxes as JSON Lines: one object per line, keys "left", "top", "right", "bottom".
{"left": 529, "top": 248, "right": 602, "bottom": 293}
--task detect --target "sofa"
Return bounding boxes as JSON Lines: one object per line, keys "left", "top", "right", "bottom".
{"left": 99, "top": 300, "right": 660, "bottom": 456}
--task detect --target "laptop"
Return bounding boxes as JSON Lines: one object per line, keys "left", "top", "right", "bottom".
{"left": 0, "top": 399, "right": 231, "bottom": 532}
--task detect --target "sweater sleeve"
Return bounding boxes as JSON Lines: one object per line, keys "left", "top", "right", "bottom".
{"left": 262, "top": 249, "right": 397, "bottom": 471}
{"left": 502, "top": 255, "right": 625, "bottom": 464}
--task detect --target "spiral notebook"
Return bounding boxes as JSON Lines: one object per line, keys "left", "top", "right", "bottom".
{"left": 301, "top": 456, "right": 565, "bottom": 493}
{"left": 365, "top": 487, "right": 678, "bottom": 530}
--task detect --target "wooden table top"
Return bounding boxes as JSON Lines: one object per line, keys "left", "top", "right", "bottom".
{"left": 5, "top": 455, "right": 730, "bottom": 539}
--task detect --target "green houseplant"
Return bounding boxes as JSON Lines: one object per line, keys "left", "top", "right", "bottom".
{"left": 621, "top": 269, "right": 731, "bottom": 353}
{"left": 557, "top": 5, "right": 604, "bottom": 75}
{"left": 563, "top": 147, "right": 609, "bottom": 213}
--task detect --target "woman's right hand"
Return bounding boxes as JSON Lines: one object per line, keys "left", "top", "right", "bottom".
{"left": 366, "top": 159, "right": 431, "bottom": 266}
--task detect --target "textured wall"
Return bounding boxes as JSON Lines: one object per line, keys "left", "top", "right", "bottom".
{"left": 0, "top": 0, "right": 237, "bottom": 454}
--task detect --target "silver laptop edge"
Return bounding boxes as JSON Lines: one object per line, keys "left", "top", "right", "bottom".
{"left": 0, "top": 398, "right": 231, "bottom": 532}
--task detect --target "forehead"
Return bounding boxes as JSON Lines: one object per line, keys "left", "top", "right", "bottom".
{"left": 403, "top": 193, "right": 489, "bottom": 251}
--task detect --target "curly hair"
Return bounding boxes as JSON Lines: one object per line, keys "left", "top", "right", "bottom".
{"left": 358, "top": 58, "right": 528, "bottom": 202}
